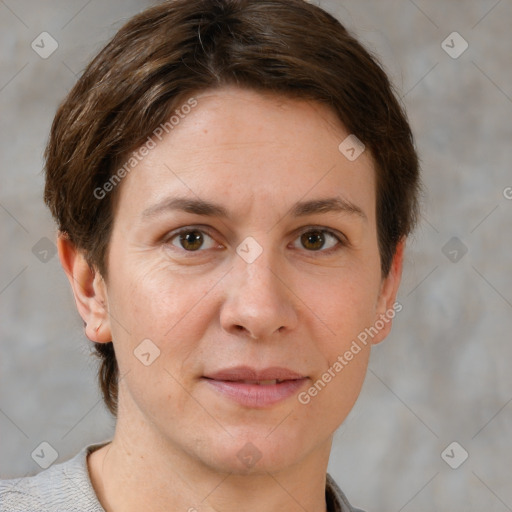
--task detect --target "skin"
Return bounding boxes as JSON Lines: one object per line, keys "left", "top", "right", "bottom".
{"left": 58, "top": 85, "right": 404, "bottom": 512}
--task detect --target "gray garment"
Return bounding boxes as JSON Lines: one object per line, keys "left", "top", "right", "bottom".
{"left": 0, "top": 441, "right": 365, "bottom": 512}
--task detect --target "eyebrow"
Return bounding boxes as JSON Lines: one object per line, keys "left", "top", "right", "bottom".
{"left": 141, "top": 196, "right": 367, "bottom": 221}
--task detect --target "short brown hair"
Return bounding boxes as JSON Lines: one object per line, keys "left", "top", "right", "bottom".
{"left": 44, "top": 0, "right": 420, "bottom": 417}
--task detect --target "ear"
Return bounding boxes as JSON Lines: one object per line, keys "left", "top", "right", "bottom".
{"left": 57, "top": 233, "right": 112, "bottom": 343}
{"left": 370, "top": 238, "right": 405, "bottom": 345}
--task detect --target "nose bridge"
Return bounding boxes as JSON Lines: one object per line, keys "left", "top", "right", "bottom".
{"left": 235, "top": 237, "right": 285, "bottom": 307}
{"left": 220, "top": 235, "right": 297, "bottom": 338}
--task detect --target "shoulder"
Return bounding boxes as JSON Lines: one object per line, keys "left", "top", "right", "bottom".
{"left": 0, "top": 442, "right": 109, "bottom": 512}
{"left": 326, "top": 473, "right": 366, "bottom": 512}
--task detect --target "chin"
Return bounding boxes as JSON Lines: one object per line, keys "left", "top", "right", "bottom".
{"left": 196, "top": 429, "right": 310, "bottom": 475}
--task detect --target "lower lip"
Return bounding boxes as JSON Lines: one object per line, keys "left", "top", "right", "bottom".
{"left": 203, "top": 378, "right": 308, "bottom": 408}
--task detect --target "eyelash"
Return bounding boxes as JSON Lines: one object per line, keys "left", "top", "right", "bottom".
{"left": 164, "top": 225, "right": 347, "bottom": 255}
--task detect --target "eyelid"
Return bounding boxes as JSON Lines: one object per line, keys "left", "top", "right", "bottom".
{"left": 164, "top": 224, "right": 215, "bottom": 239}
{"left": 291, "top": 225, "right": 348, "bottom": 253}
{"left": 295, "top": 225, "right": 348, "bottom": 244}
{"left": 163, "top": 225, "right": 221, "bottom": 247}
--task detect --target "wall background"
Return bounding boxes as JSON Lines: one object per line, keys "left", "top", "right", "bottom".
{"left": 1, "top": 1, "right": 511, "bottom": 510}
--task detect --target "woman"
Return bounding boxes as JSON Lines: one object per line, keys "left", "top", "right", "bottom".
{"left": 0, "top": 0, "right": 420, "bottom": 510}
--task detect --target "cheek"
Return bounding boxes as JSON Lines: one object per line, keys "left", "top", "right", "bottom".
{"left": 294, "top": 273, "right": 376, "bottom": 425}
{"left": 110, "top": 253, "right": 201, "bottom": 327}
{"left": 107, "top": 255, "right": 221, "bottom": 373}
{"left": 294, "top": 259, "right": 381, "bottom": 339}
{"left": 292, "top": 255, "right": 380, "bottom": 417}
{"left": 106, "top": 261, "right": 215, "bottom": 421}
{"left": 298, "top": 348, "right": 370, "bottom": 433}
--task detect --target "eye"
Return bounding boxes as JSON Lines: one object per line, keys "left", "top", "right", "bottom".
{"left": 292, "top": 228, "right": 345, "bottom": 253}
{"left": 165, "top": 226, "right": 346, "bottom": 254}
{"left": 167, "top": 228, "right": 218, "bottom": 252}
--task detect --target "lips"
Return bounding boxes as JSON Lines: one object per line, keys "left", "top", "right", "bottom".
{"left": 203, "top": 366, "right": 305, "bottom": 382}
{"left": 202, "top": 366, "right": 308, "bottom": 407}
{"left": 236, "top": 379, "right": 285, "bottom": 385}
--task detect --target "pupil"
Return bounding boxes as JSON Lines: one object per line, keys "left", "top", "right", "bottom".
{"left": 303, "top": 231, "right": 324, "bottom": 250}
{"left": 181, "top": 231, "right": 202, "bottom": 250}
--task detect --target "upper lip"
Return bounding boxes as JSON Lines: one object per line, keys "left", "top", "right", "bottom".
{"left": 203, "top": 366, "right": 306, "bottom": 381}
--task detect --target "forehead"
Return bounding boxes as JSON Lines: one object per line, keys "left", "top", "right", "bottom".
{"left": 113, "top": 86, "right": 376, "bottom": 224}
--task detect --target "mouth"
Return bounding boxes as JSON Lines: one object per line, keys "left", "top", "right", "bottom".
{"left": 227, "top": 379, "right": 289, "bottom": 385}
{"left": 202, "top": 366, "right": 309, "bottom": 407}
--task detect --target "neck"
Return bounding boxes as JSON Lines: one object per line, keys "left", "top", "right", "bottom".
{"left": 88, "top": 403, "right": 332, "bottom": 512}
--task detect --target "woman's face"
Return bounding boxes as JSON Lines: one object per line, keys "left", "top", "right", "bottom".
{"left": 100, "top": 86, "right": 402, "bottom": 473}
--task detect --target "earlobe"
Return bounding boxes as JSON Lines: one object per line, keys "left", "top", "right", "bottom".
{"left": 57, "top": 233, "right": 112, "bottom": 343}
{"left": 371, "top": 238, "right": 406, "bottom": 346}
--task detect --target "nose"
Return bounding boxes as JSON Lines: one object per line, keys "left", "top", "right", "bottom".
{"left": 219, "top": 246, "right": 298, "bottom": 340}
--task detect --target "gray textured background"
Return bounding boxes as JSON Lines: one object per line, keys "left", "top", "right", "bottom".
{"left": 1, "top": 1, "right": 511, "bottom": 510}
